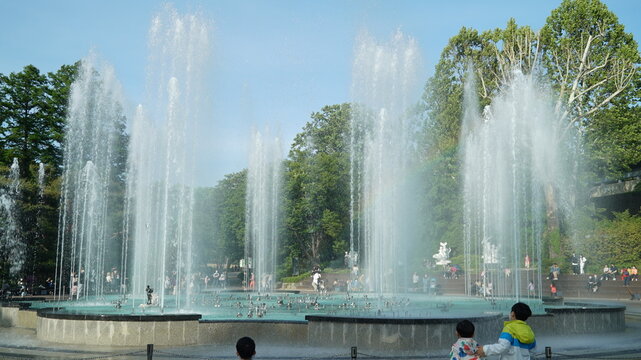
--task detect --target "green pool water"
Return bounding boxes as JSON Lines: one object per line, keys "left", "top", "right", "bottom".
{"left": 28, "top": 292, "right": 547, "bottom": 321}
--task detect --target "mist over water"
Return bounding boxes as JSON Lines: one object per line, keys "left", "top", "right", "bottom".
{"left": 350, "top": 31, "right": 423, "bottom": 294}
{"left": 462, "top": 71, "right": 573, "bottom": 299}
{"left": 245, "top": 128, "right": 283, "bottom": 292}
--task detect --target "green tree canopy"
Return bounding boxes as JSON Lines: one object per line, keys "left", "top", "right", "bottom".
{"left": 283, "top": 103, "right": 352, "bottom": 272}
{"left": 0, "top": 63, "right": 79, "bottom": 178}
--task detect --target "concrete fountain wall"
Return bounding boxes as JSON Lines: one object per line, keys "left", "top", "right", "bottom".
{"left": 304, "top": 303, "right": 627, "bottom": 354}
{"left": 36, "top": 310, "right": 202, "bottom": 346}
{"left": 197, "top": 320, "right": 308, "bottom": 345}
{"left": 0, "top": 302, "right": 627, "bottom": 350}
{"left": 306, "top": 313, "right": 503, "bottom": 354}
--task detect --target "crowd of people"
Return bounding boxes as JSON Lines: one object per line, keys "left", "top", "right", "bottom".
{"left": 4, "top": 254, "right": 639, "bottom": 302}
{"left": 599, "top": 264, "right": 638, "bottom": 284}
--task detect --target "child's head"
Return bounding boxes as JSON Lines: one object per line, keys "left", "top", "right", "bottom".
{"left": 236, "top": 337, "right": 256, "bottom": 359}
{"left": 456, "top": 320, "right": 475, "bottom": 338}
{"left": 511, "top": 302, "right": 532, "bottom": 321}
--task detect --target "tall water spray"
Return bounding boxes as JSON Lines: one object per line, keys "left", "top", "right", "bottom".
{"left": 38, "top": 163, "right": 45, "bottom": 198}
{"left": 462, "top": 71, "right": 568, "bottom": 300}
{"left": 245, "top": 128, "right": 283, "bottom": 292}
{"left": 0, "top": 159, "right": 24, "bottom": 276}
{"left": 350, "top": 31, "right": 422, "bottom": 294}
{"left": 55, "top": 58, "right": 125, "bottom": 299}
{"left": 123, "top": 6, "right": 211, "bottom": 309}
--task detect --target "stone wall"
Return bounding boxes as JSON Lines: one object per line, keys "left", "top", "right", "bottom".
{"left": 36, "top": 311, "right": 202, "bottom": 346}
{"left": 0, "top": 304, "right": 37, "bottom": 328}
{"left": 306, "top": 314, "right": 503, "bottom": 355}
{"left": 532, "top": 303, "right": 626, "bottom": 335}
{"left": 198, "top": 320, "right": 307, "bottom": 345}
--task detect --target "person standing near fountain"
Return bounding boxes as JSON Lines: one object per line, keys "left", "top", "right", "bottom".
{"left": 145, "top": 285, "right": 153, "bottom": 305}
{"left": 549, "top": 263, "right": 560, "bottom": 281}
{"left": 571, "top": 254, "right": 579, "bottom": 275}
{"left": 219, "top": 271, "right": 227, "bottom": 289}
{"left": 474, "top": 302, "right": 536, "bottom": 359}
{"left": 527, "top": 281, "right": 535, "bottom": 297}
{"left": 312, "top": 271, "right": 322, "bottom": 292}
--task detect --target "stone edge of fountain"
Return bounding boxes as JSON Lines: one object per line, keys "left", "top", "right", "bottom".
{"left": 305, "top": 312, "right": 503, "bottom": 324}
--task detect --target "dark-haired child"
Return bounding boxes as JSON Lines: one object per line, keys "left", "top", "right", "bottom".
{"left": 236, "top": 336, "right": 256, "bottom": 360}
{"left": 450, "top": 320, "right": 479, "bottom": 360}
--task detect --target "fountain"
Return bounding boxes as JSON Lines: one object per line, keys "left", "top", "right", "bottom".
{"left": 0, "top": 8, "right": 625, "bottom": 357}
{"left": 245, "top": 128, "right": 283, "bottom": 292}
{"left": 123, "top": 6, "right": 211, "bottom": 310}
{"left": 0, "top": 158, "right": 24, "bottom": 276}
{"left": 54, "top": 54, "right": 126, "bottom": 300}
{"left": 461, "top": 70, "right": 570, "bottom": 300}
{"left": 349, "top": 30, "right": 423, "bottom": 294}
{"left": 37, "top": 163, "right": 45, "bottom": 198}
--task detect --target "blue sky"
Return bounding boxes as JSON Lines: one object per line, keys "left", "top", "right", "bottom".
{"left": 1, "top": 1, "right": 640, "bottom": 186}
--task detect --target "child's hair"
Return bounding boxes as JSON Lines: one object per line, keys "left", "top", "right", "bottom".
{"left": 456, "top": 319, "right": 475, "bottom": 338}
{"left": 511, "top": 302, "right": 532, "bottom": 321}
{"left": 236, "top": 337, "right": 255, "bottom": 359}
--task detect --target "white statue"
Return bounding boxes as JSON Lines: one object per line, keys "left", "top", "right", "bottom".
{"left": 432, "top": 242, "right": 451, "bottom": 266}
{"left": 579, "top": 255, "right": 587, "bottom": 274}
{"left": 482, "top": 238, "right": 499, "bottom": 264}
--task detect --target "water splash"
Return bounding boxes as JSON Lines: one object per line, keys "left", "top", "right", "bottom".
{"left": 0, "top": 159, "right": 24, "bottom": 276}
{"left": 124, "top": 5, "right": 211, "bottom": 310}
{"left": 461, "top": 70, "right": 571, "bottom": 300}
{"left": 37, "top": 163, "right": 45, "bottom": 198}
{"left": 245, "top": 128, "right": 283, "bottom": 292}
{"left": 350, "top": 30, "right": 422, "bottom": 294}
{"left": 55, "top": 55, "right": 125, "bottom": 300}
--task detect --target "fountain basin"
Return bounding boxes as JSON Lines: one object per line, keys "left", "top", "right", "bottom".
{"left": 1, "top": 296, "right": 626, "bottom": 350}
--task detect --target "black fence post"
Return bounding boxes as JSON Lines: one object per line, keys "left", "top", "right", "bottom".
{"left": 147, "top": 343, "right": 154, "bottom": 360}
{"left": 351, "top": 346, "right": 357, "bottom": 359}
{"left": 545, "top": 346, "right": 552, "bottom": 359}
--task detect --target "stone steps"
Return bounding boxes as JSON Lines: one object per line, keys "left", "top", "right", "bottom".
{"left": 543, "top": 275, "right": 641, "bottom": 300}
{"left": 281, "top": 272, "right": 641, "bottom": 301}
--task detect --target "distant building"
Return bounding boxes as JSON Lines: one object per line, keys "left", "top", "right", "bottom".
{"left": 590, "top": 166, "right": 641, "bottom": 216}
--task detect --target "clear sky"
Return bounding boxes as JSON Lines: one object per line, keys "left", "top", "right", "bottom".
{"left": 1, "top": 0, "right": 640, "bottom": 186}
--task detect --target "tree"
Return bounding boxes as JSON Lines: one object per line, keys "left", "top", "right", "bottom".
{"left": 578, "top": 211, "right": 641, "bottom": 269}
{"left": 283, "top": 104, "right": 351, "bottom": 272}
{"left": 585, "top": 101, "right": 641, "bottom": 177}
{"left": 44, "top": 62, "right": 81, "bottom": 175}
{"left": 0, "top": 63, "right": 79, "bottom": 178}
{"left": 0, "top": 65, "right": 49, "bottom": 177}
{"left": 541, "top": 0, "right": 640, "bottom": 138}
{"left": 208, "top": 171, "right": 247, "bottom": 266}
{"left": 421, "top": 0, "right": 641, "bottom": 261}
